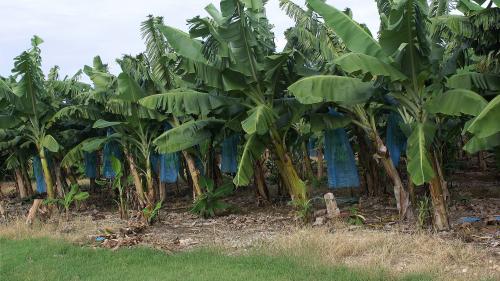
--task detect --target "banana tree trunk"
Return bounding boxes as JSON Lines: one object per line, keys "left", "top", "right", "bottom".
{"left": 14, "top": 169, "right": 29, "bottom": 199}
{"left": 124, "top": 151, "right": 147, "bottom": 208}
{"left": 145, "top": 157, "right": 156, "bottom": 202}
{"left": 357, "top": 130, "right": 380, "bottom": 196}
{"left": 65, "top": 167, "right": 78, "bottom": 186}
{"left": 254, "top": 160, "right": 270, "bottom": 202}
{"left": 159, "top": 182, "right": 167, "bottom": 203}
{"left": 54, "top": 164, "right": 66, "bottom": 197}
{"left": 39, "top": 149, "right": 55, "bottom": 199}
{"left": 373, "top": 134, "right": 413, "bottom": 220}
{"left": 317, "top": 147, "right": 324, "bottom": 181}
{"left": 270, "top": 129, "right": 307, "bottom": 201}
{"left": 301, "top": 141, "right": 314, "bottom": 180}
{"left": 429, "top": 151, "right": 450, "bottom": 231}
{"left": 20, "top": 162, "right": 33, "bottom": 197}
{"left": 182, "top": 151, "right": 203, "bottom": 199}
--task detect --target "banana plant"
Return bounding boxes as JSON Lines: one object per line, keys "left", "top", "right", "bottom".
{"left": 0, "top": 36, "right": 82, "bottom": 199}
{"left": 55, "top": 55, "right": 167, "bottom": 208}
{"left": 141, "top": 0, "right": 313, "bottom": 202}
{"left": 287, "top": 0, "right": 499, "bottom": 230}
{"left": 282, "top": 0, "right": 414, "bottom": 220}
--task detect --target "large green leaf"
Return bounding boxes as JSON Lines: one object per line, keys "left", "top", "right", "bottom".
{"left": 307, "top": 0, "right": 387, "bottom": 61}
{"left": 335, "top": 53, "right": 407, "bottom": 82}
{"left": 457, "top": 0, "right": 483, "bottom": 14}
{"left": 138, "top": 88, "right": 229, "bottom": 116}
{"left": 116, "top": 72, "right": 146, "bottom": 102}
{"left": 0, "top": 115, "right": 21, "bottom": 129}
{"left": 42, "top": 134, "right": 60, "bottom": 152}
{"left": 406, "top": 122, "right": 436, "bottom": 185}
{"left": 379, "top": 0, "right": 430, "bottom": 82}
{"left": 61, "top": 137, "right": 101, "bottom": 167}
{"left": 233, "top": 134, "right": 265, "bottom": 186}
{"left": 288, "top": 75, "right": 374, "bottom": 105}
{"left": 81, "top": 134, "right": 120, "bottom": 152}
{"left": 158, "top": 25, "right": 207, "bottom": 63}
{"left": 463, "top": 133, "right": 500, "bottom": 154}
{"left": 110, "top": 155, "right": 122, "bottom": 175}
{"left": 50, "top": 105, "right": 101, "bottom": 123}
{"left": 466, "top": 95, "right": 500, "bottom": 138}
{"left": 106, "top": 99, "right": 164, "bottom": 120}
{"left": 447, "top": 72, "right": 500, "bottom": 91}
{"left": 241, "top": 105, "right": 276, "bottom": 135}
{"left": 61, "top": 135, "right": 119, "bottom": 167}
{"left": 92, "top": 119, "right": 123, "bottom": 129}
{"left": 153, "top": 119, "right": 224, "bottom": 153}
{"left": 426, "top": 89, "right": 488, "bottom": 116}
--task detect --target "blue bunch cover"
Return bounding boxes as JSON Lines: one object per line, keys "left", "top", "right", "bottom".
{"left": 103, "top": 129, "right": 122, "bottom": 179}
{"left": 84, "top": 151, "right": 98, "bottom": 179}
{"left": 155, "top": 122, "right": 180, "bottom": 183}
{"left": 221, "top": 135, "right": 239, "bottom": 174}
{"left": 324, "top": 109, "right": 360, "bottom": 189}
{"left": 160, "top": 152, "right": 180, "bottom": 183}
{"left": 33, "top": 156, "right": 46, "bottom": 193}
{"left": 386, "top": 112, "right": 407, "bottom": 168}
{"left": 150, "top": 153, "right": 161, "bottom": 174}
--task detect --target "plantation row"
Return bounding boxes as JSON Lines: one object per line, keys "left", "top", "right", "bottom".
{"left": 1, "top": 0, "right": 499, "bottom": 230}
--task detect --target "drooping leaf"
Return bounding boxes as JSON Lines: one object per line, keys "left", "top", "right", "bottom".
{"left": 466, "top": 95, "right": 500, "bottom": 138}
{"left": 447, "top": 72, "right": 500, "bottom": 91}
{"left": 42, "top": 134, "right": 60, "bottom": 152}
{"left": 233, "top": 134, "right": 265, "bottom": 186}
{"left": 241, "top": 105, "right": 276, "bottom": 135}
{"left": 158, "top": 25, "right": 207, "bottom": 63}
{"left": 406, "top": 122, "right": 436, "bottom": 185}
{"left": 463, "top": 133, "right": 500, "bottom": 153}
{"left": 50, "top": 105, "right": 101, "bottom": 123}
{"left": 335, "top": 53, "right": 407, "bottom": 82}
{"left": 307, "top": 0, "right": 387, "bottom": 61}
{"left": 153, "top": 119, "right": 224, "bottom": 153}
{"left": 456, "top": 0, "right": 483, "bottom": 14}
{"left": 0, "top": 115, "right": 21, "bottom": 129}
{"left": 379, "top": 0, "right": 431, "bottom": 82}
{"left": 426, "top": 89, "right": 488, "bottom": 116}
{"left": 81, "top": 136, "right": 119, "bottom": 152}
{"left": 92, "top": 119, "right": 123, "bottom": 129}
{"left": 288, "top": 75, "right": 374, "bottom": 105}
{"left": 110, "top": 155, "right": 122, "bottom": 175}
{"left": 138, "top": 88, "right": 230, "bottom": 116}
{"left": 116, "top": 72, "right": 146, "bottom": 102}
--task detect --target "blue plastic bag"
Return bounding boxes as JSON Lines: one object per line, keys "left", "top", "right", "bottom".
{"left": 221, "top": 135, "right": 239, "bottom": 174}
{"left": 33, "top": 156, "right": 46, "bottom": 193}
{"left": 84, "top": 151, "right": 98, "bottom": 179}
{"left": 324, "top": 109, "right": 360, "bottom": 189}
{"left": 386, "top": 112, "right": 407, "bottom": 168}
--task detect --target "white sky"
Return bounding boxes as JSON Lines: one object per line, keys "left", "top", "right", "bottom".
{"left": 0, "top": 0, "right": 379, "bottom": 79}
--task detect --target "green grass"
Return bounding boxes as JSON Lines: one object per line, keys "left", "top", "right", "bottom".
{"left": 0, "top": 238, "right": 432, "bottom": 281}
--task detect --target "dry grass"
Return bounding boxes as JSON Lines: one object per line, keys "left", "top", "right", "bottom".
{"left": 1, "top": 214, "right": 498, "bottom": 281}
{"left": 262, "top": 226, "right": 499, "bottom": 281}
{"left": 0, "top": 216, "right": 121, "bottom": 244}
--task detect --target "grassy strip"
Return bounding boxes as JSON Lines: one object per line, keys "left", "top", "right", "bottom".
{"left": 0, "top": 237, "right": 432, "bottom": 281}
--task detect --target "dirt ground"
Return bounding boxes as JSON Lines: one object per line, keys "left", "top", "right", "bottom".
{"left": 0, "top": 161, "right": 499, "bottom": 281}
